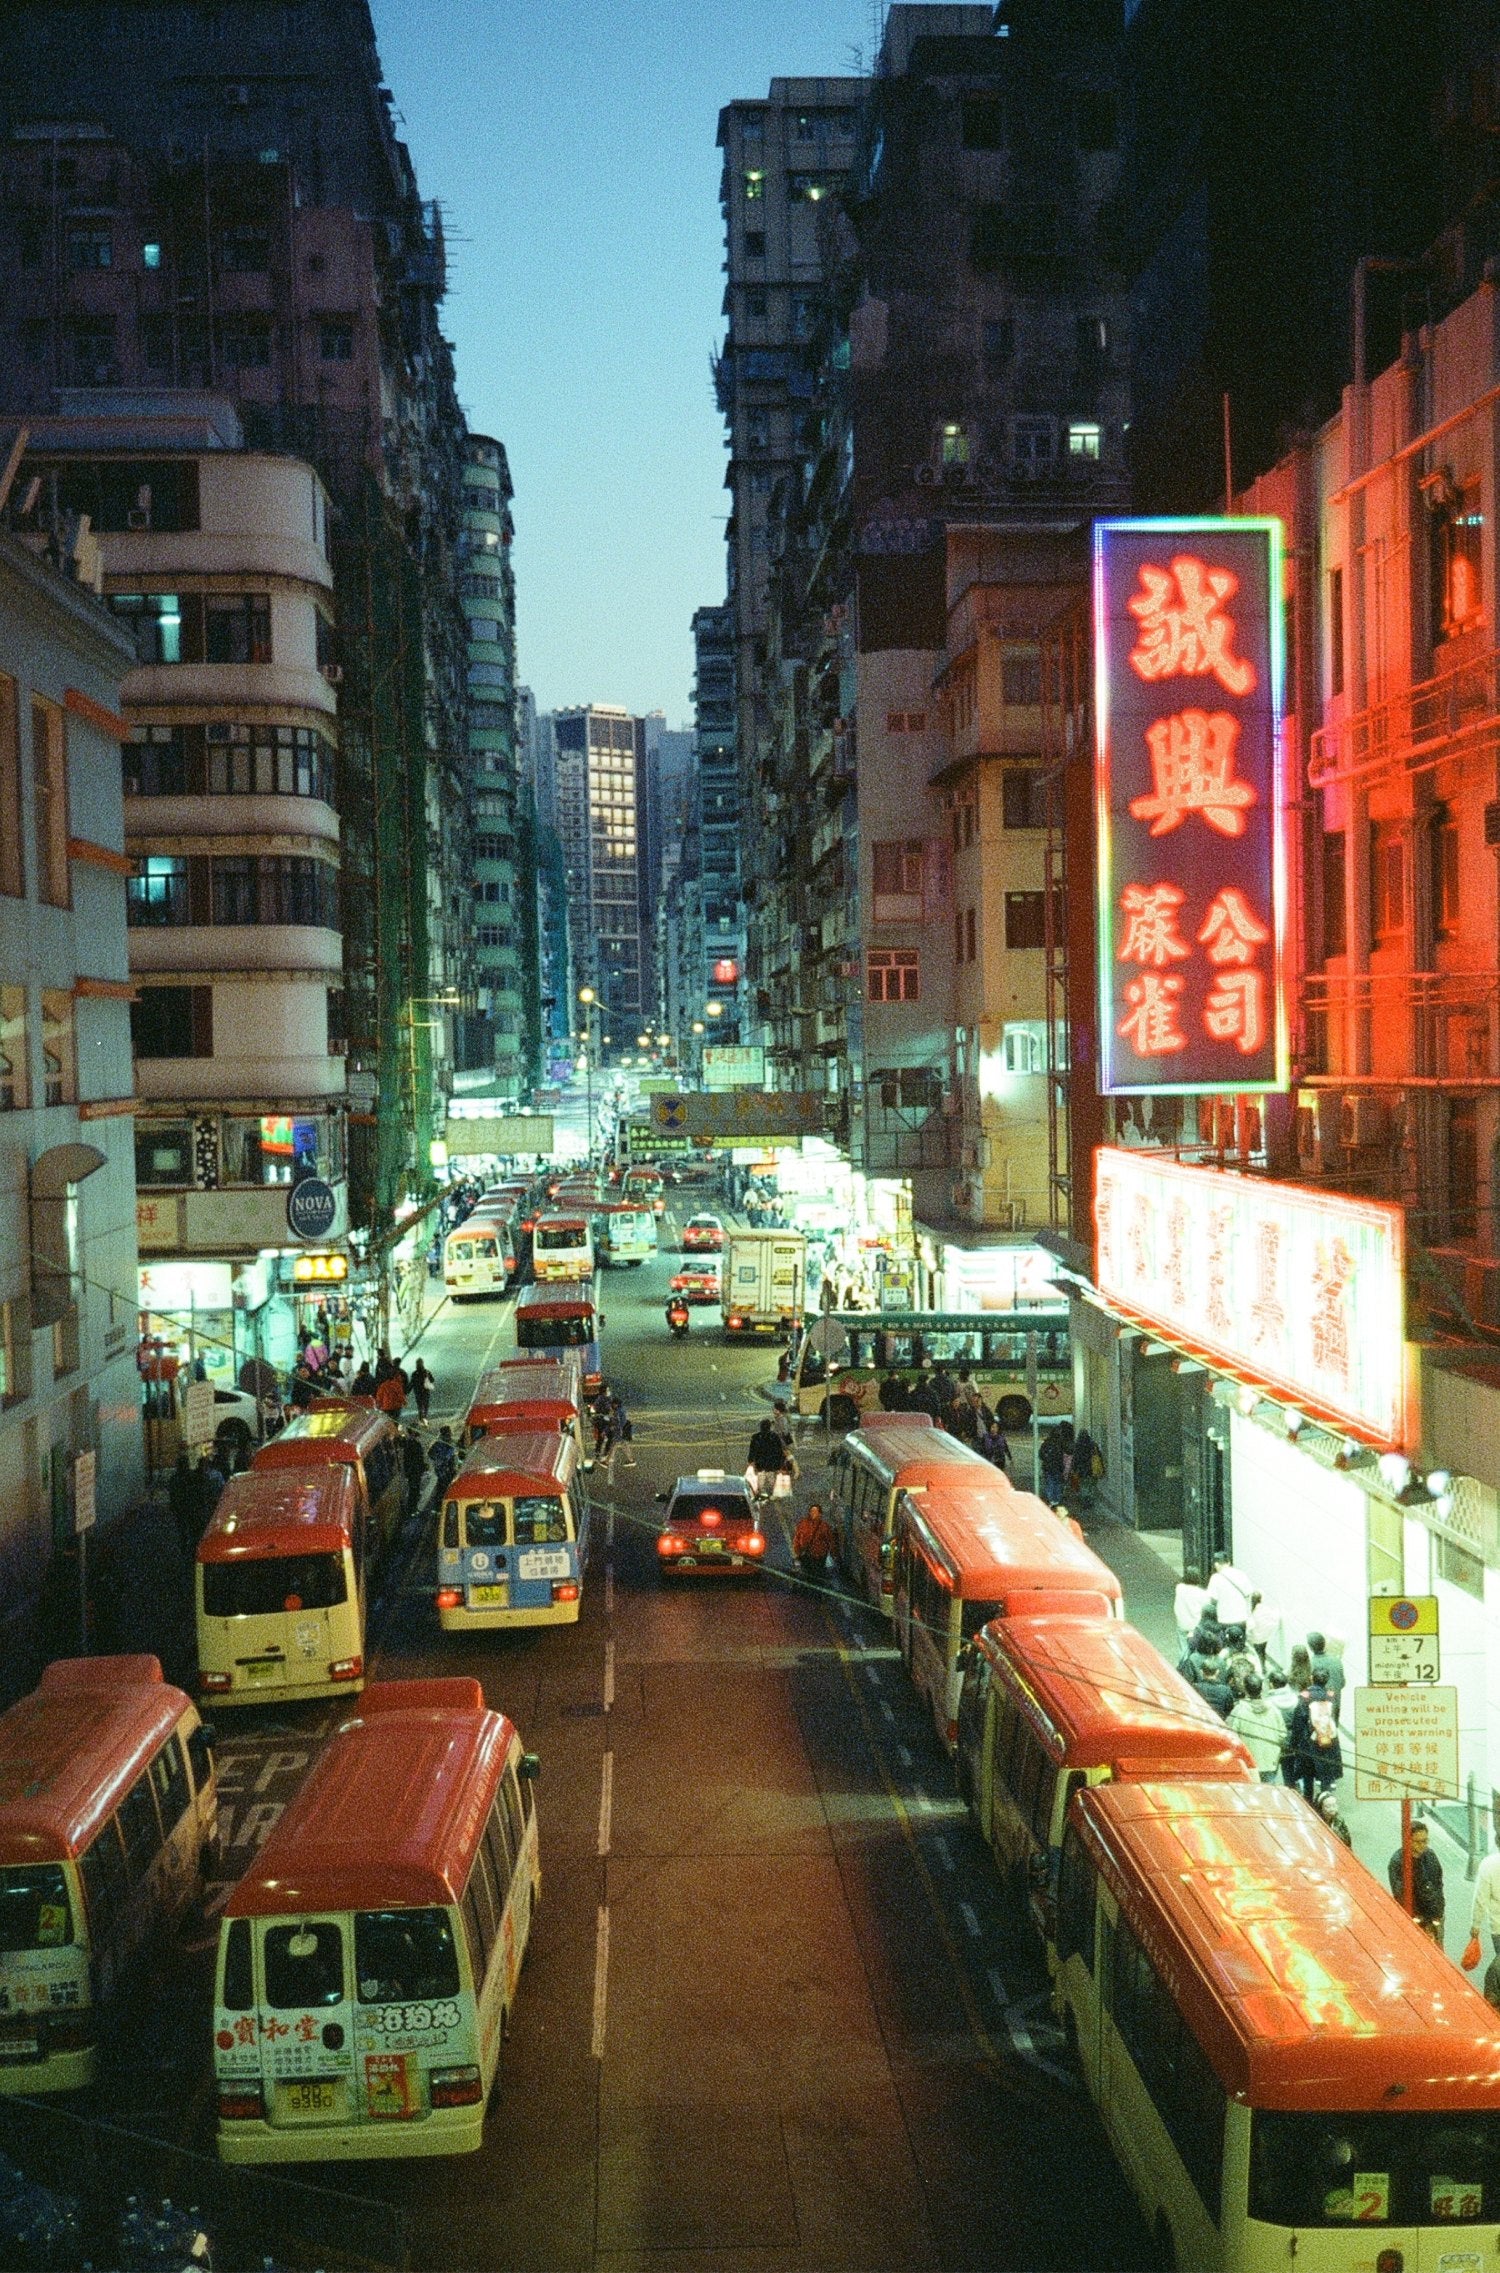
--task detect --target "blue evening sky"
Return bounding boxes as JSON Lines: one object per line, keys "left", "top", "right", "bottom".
{"left": 371, "top": 0, "right": 874, "bottom": 723}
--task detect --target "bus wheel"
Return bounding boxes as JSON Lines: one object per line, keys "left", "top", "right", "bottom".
{"left": 828, "top": 1393, "right": 860, "bottom": 1432}
{"left": 1153, "top": 2215, "right": 1177, "bottom": 2271}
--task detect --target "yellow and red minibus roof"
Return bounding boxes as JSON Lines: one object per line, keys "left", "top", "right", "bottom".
{"left": 448, "top": 1428, "right": 578, "bottom": 1497}
{"left": 844, "top": 1420, "right": 982, "bottom": 1485}
{"left": 253, "top": 1403, "right": 396, "bottom": 1475}
{"left": 897, "top": 1477, "right": 1123, "bottom": 1610}
{"left": 223, "top": 1678, "right": 515, "bottom": 1918}
{"left": 1075, "top": 1778, "right": 1500, "bottom": 2110}
{"left": 515, "top": 1283, "right": 596, "bottom": 1321}
{"left": 467, "top": 1359, "right": 582, "bottom": 1434}
{"left": 976, "top": 1612, "right": 1254, "bottom": 1779}
{"left": 197, "top": 1464, "right": 358, "bottom": 1565}
{"left": 0, "top": 1656, "right": 194, "bottom": 1866}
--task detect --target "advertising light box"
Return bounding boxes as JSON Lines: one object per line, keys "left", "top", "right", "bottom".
{"left": 1094, "top": 518, "right": 1287, "bottom": 1094}
{"left": 1093, "top": 1148, "right": 1407, "bottom": 1447}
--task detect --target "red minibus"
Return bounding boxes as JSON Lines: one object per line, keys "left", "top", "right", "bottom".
{"left": 892, "top": 1476, "right": 1122, "bottom": 1751}
{"left": 464, "top": 1357, "right": 589, "bottom": 1463}
{"left": 513, "top": 1282, "right": 602, "bottom": 1394}
{"left": 253, "top": 1402, "right": 405, "bottom": 1561}
{"left": 197, "top": 1464, "right": 367, "bottom": 1704}
{"left": 826, "top": 1417, "right": 986, "bottom": 1617}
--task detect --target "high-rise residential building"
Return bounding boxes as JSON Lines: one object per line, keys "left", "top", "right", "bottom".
{"left": 0, "top": 0, "right": 485, "bottom": 1230}
{"left": 518, "top": 693, "right": 574, "bottom": 1085}
{"left": 0, "top": 526, "right": 142, "bottom": 1691}
{"left": 461, "top": 437, "right": 525, "bottom": 1095}
{"left": 691, "top": 603, "right": 745, "bottom": 1038}
{"left": 10, "top": 398, "right": 352, "bottom": 1384}
{"left": 550, "top": 706, "right": 648, "bottom": 1044}
{"left": 716, "top": 75, "right": 865, "bottom": 1050}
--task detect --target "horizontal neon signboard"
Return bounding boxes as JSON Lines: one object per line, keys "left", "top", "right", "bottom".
{"left": 1094, "top": 518, "right": 1288, "bottom": 1094}
{"left": 1093, "top": 1147, "right": 1407, "bottom": 1447}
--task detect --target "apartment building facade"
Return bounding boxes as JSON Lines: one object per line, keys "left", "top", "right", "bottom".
{"left": 551, "top": 705, "right": 648, "bottom": 1042}
{"left": 0, "top": 0, "right": 481, "bottom": 1226}
{"left": 461, "top": 436, "right": 526, "bottom": 1095}
{"left": 0, "top": 530, "right": 142, "bottom": 1691}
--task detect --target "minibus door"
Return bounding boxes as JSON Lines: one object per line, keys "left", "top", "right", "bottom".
{"left": 254, "top": 1916, "right": 357, "bottom": 2134}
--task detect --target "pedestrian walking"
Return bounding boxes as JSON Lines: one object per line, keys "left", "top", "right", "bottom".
{"left": 1307, "top": 1630, "right": 1345, "bottom": 1716}
{"left": 746, "top": 1416, "right": 792, "bottom": 1501}
{"left": 1287, "top": 1674, "right": 1343, "bottom": 1802}
{"left": 430, "top": 1426, "right": 459, "bottom": 1494}
{"left": 1205, "top": 1553, "right": 1254, "bottom": 1628}
{"left": 1038, "top": 1422, "right": 1072, "bottom": 1506}
{"left": 409, "top": 1358, "right": 435, "bottom": 1424}
{"left": 1228, "top": 1672, "right": 1288, "bottom": 1781}
{"left": 375, "top": 1365, "right": 406, "bottom": 1418}
{"left": 877, "top": 1370, "right": 908, "bottom": 1412}
{"left": 1173, "top": 1576, "right": 1211, "bottom": 1656}
{"left": 1247, "top": 1589, "right": 1283, "bottom": 1672}
{"left": 1389, "top": 1822, "right": 1445, "bottom": 1942}
{"left": 1467, "top": 1837, "right": 1500, "bottom": 1959}
{"left": 1317, "top": 1790, "right": 1353, "bottom": 1847}
{"left": 400, "top": 1426, "right": 427, "bottom": 1511}
{"left": 1068, "top": 1427, "right": 1103, "bottom": 1512}
{"left": 169, "top": 1450, "right": 197, "bottom": 1566}
{"left": 611, "top": 1390, "right": 637, "bottom": 1469}
{"left": 792, "top": 1501, "right": 836, "bottom": 1582}
{"left": 591, "top": 1389, "right": 617, "bottom": 1464}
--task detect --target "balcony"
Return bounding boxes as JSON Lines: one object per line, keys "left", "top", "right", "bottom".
{"left": 1309, "top": 645, "right": 1500, "bottom": 792}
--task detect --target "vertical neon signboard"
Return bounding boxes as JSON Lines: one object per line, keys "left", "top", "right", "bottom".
{"left": 1093, "top": 518, "right": 1287, "bottom": 1094}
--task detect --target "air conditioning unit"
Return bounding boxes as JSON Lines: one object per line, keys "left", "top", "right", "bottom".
{"left": 320, "top": 663, "right": 343, "bottom": 684}
{"left": 1340, "top": 1093, "right": 1389, "bottom": 1150}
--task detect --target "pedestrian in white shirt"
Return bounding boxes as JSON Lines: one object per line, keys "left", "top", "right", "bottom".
{"left": 1174, "top": 1580, "right": 1211, "bottom": 1654}
{"left": 1471, "top": 1845, "right": 1500, "bottom": 1953}
{"left": 1247, "top": 1589, "right": 1282, "bottom": 1670}
{"left": 1206, "top": 1554, "right": 1254, "bottom": 1629}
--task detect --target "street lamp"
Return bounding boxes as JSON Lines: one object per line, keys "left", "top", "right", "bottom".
{"left": 577, "top": 987, "right": 598, "bottom": 1160}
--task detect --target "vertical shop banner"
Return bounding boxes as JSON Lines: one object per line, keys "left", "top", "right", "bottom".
{"left": 1094, "top": 518, "right": 1287, "bottom": 1093}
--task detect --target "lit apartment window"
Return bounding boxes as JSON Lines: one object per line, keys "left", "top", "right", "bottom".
{"left": 940, "top": 423, "right": 970, "bottom": 467}
{"left": 40, "top": 991, "right": 75, "bottom": 1107}
{"left": 743, "top": 170, "right": 765, "bottom": 200}
{"left": 1067, "top": 421, "right": 1102, "bottom": 460}
{"left": 110, "top": 594, "right": 182, "bottom": 665}
{"left": 30, "top": 697, "right": 69, "bottom": 909}
{"left": 127, "top": 855, "right": 190, "bottom": 926}
{"left": 204, "top": 595, "right": 271, "bottom": 664}
{"left": 134, "top": 1124, "right": 194, "bottom": 1187}
{"left": 0, "top": 989, "right": 27, "bottom": 1110}
{"left": 1436, "top": 481, "right": 1484, "bottom": 639}
{"left": 788, "top": 174, "right": 830, "bottom": 203}
{"left": 142, "top": 240, "right": 162, "bottom": 270}
{"left": 0, "top": 673, "right": 20, "bottom": 897}
{"left": 1431, "top": 805, "right": 1460, "bottom": 935}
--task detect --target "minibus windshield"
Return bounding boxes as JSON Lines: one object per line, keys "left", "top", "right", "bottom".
{"left": 355, "top": 1908, "right": 460, "bottom": 2004}
{"left": 203, "top": 1554, "right": 348, "bottom": 1618}
{"left": 0, "top": 1865, "right": 72, "bottom": 1951}
{"left": 1250, "top": 2110, "right": 1500, "bottom": 2228}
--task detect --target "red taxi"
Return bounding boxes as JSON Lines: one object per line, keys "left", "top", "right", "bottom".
{"left": 656, "top": 1470, "right": 765, "bottom": 1578}
{"left": 669, "top": 1259, "right": 720, "bottom": 1305}
{"left": 681, "top": 1213, "right": 724, "bottom": 1253}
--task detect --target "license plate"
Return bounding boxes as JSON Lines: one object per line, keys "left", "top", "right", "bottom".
{"left": 280, "top": 2079, "right": 339, "bottom": 2117}
{"left": 468, "top": 1583, "right": 507, "bottom": 1605}
{"left": 245, "top": 1659, "right": 282, "bottom": 1686}
{"left": 0, "top": 2038, "right": 38, "bottom": 2059}
{"left": 698, "top": 1538, "right": 724, "bottom": 1554}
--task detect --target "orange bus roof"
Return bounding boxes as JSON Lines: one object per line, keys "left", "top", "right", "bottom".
{"left": 1075, "top": 1779, "right": 1500, "bottom": 2111}
{"left": 0, "top": 1656, "right": 193, "bottom": 1866}
{"left": 198, "top": 1464, "right": 358, "bottom": 1563}
{"left": 856, "top": 1411, "right": 935, "bottom": 1433}
{"left": 253, "top": 1404, "right": 395, "bottom": 1472}
{"left": 470, "top": 1360, "right": 581, "bottom": 1419}
{"left": 449, "top": 1429, "right": 578, "bottom": 1495}
{"left": 844, "top": 1421, "right": 982, "bottom": 1483}
{"left": 898, "top": 1478, "right": 1123, "bottom": 1607}
{"left": 979, "top": 1613, "right": 1254, "bottom": 1778}
{"left": 223, "top": 1679, "right": 516, "bottom": 1917}
{"left": 533, "top": 1211, "right": 590, "bottom": 1230}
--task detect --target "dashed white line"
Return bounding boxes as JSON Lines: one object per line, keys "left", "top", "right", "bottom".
{"left": 896, "top": 1742, "right": 913, "bottom": 1766}
{"left": 597, "top": 1750, "right": 614, "bottom": 1857}
{"left": 932, "top": 1836, "right": 955, "bottom": 1873}
{"left": 606, "top": 1505, "right": 616, "bottom": 1548}
{"left": 603, "top": 1639, "right": 615, "bottom": 1712}
{"left": 863, "top": 1663, "right": 880, "bottom": 1686}
{"left": 591, "top": 1905, "right": 610, "bottom": 2059}
{"left": 879, "top": 1699, "right": 896, "bottom": 1724}
{"left": 959, "top": 1901, "right": 982, "bottom": 1938}
{"left": 604, "top": 1566, "right": 614, "bottom": 1616}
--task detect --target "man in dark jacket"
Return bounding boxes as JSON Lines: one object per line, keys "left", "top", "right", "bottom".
{"left": 1388, "top": 1822, "right": 1445, "bottom": 1942}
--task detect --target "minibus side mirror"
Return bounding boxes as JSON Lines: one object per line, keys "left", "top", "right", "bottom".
{"left": 520, "top": 1752, "right": 541, "bottom": 1781}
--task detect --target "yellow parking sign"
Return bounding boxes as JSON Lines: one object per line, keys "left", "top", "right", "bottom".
{"left": 1367, "top": 1593, "right": 1440, "bottom": 1685}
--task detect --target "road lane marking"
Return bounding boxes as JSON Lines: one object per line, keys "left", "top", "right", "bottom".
{"left": 607, "top": 1504, "right": 616, "bottom": 1548}
{"left": 880, "top": 1700, "right": 895, "bottom": 1724}
{"left": 960, "top": 1901, "right": 982, "bottom": 1938}
{"left": 932, "top": 1836, "right": 955, "bottom": 1872}
{"left": 605, "top": 1566, "right": 614, "bottom": 1616}
{"left": 597, "top": 1751, "right": 613, "bottom": 1857}
{"left": 864, "top": 1662, "right": 880, "bottom": 1685}
{"left": 603, "top": 1640, "right": 615, "bottom": 1712}
{"left": 897, "top": 1743, "right": 913, "bottom": 1766}
{"left": 591, "top": 1905, "right": 610, "bottom": 2060}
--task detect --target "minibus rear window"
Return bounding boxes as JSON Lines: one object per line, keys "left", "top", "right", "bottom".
{"left": 0, "top": 1865, "right": 72, "bottom": 1950}
{"left": 203, "top": 1553, "right": 348, "bottom": 1618}
{"left": 1250, "top": 2110, "right": 1500, "bottom": 2227}
{"left": 264, "top": 1921, "right": 344, "bottom": 2008}
{"left": 518, "top": 1315, "right": 589, "bottom": 1348}
{"left": 461, "top": 1501, "right": 505, "bottom": 1548}
{"left": 538, "top": 1225, "right": 587, "bottom": 1249}
{"left": 355, "top": 1908, "right": 460, "bottom": 2004}
{"left": 514, "top": 1494, "right": 569, "bottom": 1545}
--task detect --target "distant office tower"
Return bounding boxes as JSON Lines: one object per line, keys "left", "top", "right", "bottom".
{"left": 550, "top": 706, "right": 648, "bottom": 1040}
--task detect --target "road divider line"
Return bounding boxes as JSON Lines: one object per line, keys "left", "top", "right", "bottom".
{"left": 897, "top": 1742, "right": 913, "bottom": 1766}
{"left": 959, "top": 1901, "right": 982, "bottom": 1939}
{"left": 603, "top": 1639, "right": 615, "bottom": 1712}
{"left": 591, "top": 1905, "right": 610, "bottom": 2060}
{"left": 605, "top": 1566, "right": 614, "bottom": 1616}
{"left": 607, "top": 1505, "right": 616, "bottom": 1548}
{"left": 932, "top": 1836, "right": 955, "bottom": 1872}
{"left": 597, "top": 1751, "right": 613, "bottom": 1857}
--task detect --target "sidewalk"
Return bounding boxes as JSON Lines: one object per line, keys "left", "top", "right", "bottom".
{"left": 1086, "top": 1511, "right": 1478, "bottom": 1962}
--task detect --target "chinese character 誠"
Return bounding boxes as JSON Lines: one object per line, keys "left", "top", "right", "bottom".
{"left": 1117, "top": 973, "right": 1187, "bottom": 1056}
{"left": 1126, "top": 555, "right": 1257, "bottom": 696}
{"left": 1132, "top": 712, "right": 1256, "bottom": 838}
{"left": 1198, "top": 886, "right": 1271, "bottom": 966}
{"left": 1118, "top": 881, "right": 1190, "bottom": 969}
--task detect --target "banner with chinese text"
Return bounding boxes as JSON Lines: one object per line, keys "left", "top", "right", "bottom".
{"left": 1094, "top": 518, "right": 1287, "bottom": 1093}
{"left": 1093, "top": 1148, "right": 1407, "bottom": 1446}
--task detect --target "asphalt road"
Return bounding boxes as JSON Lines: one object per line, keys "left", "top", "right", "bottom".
{"left": 22, "top": 1208, "right": 1156, "bottom": 2272}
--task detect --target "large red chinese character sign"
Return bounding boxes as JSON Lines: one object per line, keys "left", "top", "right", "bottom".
{"left": 1094, "top": 519, "right": 1287, "bottom": 1093}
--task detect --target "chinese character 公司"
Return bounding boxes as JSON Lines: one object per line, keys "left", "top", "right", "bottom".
{"left": 1127, "top": 555, "right": 1257, "bottom": 696}
{"left": 1117, "top": 973, "right": 1187, "bottom": 1056}
{"left": 1132, "top": 712, "right": 1256, "bottom": 838}
{"left": 1204, "top": 967, "right": 1266, "bottom": 1054}
{"left": 1118, "top": 881, "right": 1190, "bottom": 968}
{"left": 1198, "top": 886, "right": 1271, "bottom": 966}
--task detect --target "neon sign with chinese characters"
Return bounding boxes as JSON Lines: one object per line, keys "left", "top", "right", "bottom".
{"left": 1093, "top": 1148, "right": 1408, "bottom": 1447}
{"left": 1094, "top": 518, "right": 1287, "bottom": 1093}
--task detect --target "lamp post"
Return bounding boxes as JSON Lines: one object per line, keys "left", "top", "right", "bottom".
{"left": 577, "top": 987, "right": 597, "bottom": 1163}
{"left": 691, "top": 1018, "right": 705, "bottom": 1086}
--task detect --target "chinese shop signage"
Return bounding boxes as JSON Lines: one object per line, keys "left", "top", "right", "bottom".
{"left": 1093, "top": 518, "right": 1287, "bottom": 1094}
{"left": 1093, "top": 1148, "right": 1408, "bottom": 1447}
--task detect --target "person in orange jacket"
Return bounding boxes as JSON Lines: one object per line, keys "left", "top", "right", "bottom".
{"left": 792, "top": 1501, "right": 835, "bottom": 1580}
{"left": 374, "top": 1365, "right": 406, "bottom": 1417}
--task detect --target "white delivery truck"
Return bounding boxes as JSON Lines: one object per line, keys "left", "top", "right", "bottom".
{"left": 721, "top": 1227, "right": 807, "bottom": 1338}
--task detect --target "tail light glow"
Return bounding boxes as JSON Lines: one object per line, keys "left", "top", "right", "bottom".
{"left": 217, "top": 2086, "right": 265, "bottom": 2121}
{"left": 330, "top": 1656, "right": 363, "bottom": 1681}
{"left": 435, "top": 1587, "right": 463, "bottom": 1611}
{"left": 741, "top": 1534, "right": 766, "bottom": 1556}
{"left": 200, "top": 1671, "right": 231, "bottom": 1693}
{"left": 430, "top": 2064, "right": 484, "bottom": 2108}
{"left": 657, "top": 1534, "right": 685, "bottom": 1557}
{"left": 552, "top": 1581, "right": 580, "bottom": 1602}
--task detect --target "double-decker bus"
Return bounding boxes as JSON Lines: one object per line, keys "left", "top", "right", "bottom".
{"left": 253, "top": 1403, "right": 406, "bottom": 1563}
{"left": 463, "top": 1357, "right": 589, "bottom": 1464}
{"left": 513, "top": 1282, "right": 602, "bottom": 1396}
{"left": 214, "top": 1677, "right": 539, "bottom": 2162}
{"left": 435, "top": 1430, "right": 590, "bottom": 1631}
{"left": 197, "top": 1464, "right": 368, "bottom": 1705}
{"left": 955, "top": 1612, "right": 1253, "bottom": 1944}
{"left": 826, "top": 1416, "right": 991, "bottom": 1617}
{"left": 892, "top": 1477, "right": 1121, "bottom": 1751}
{"left": 787, "top": 1309, "right": 1071, "bottom": 1430}
{"left": 0, "top": 1657, "right": 216, "bottom": 2092}
{"left": 1054, "top": 1777, "right": 1500, "bottom": 2271}
{"left": 530, "top": 1211, "right": 594, "bottom": 1283}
